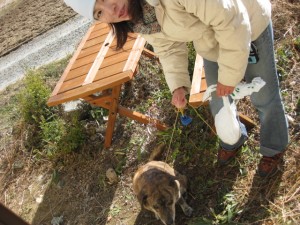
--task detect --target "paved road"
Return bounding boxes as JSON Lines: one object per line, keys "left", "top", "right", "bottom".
{"left": 0, "top": 15, "right": 92, "bottom": 91}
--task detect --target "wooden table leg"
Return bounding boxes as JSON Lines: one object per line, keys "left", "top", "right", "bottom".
{"left": 85, "top": 96, "right": 168, "bottom": 132}
{"left": 104, "top": 85, "right": 121, "bottom": 148}
{"left": 84, "top": 85, "right": 168, "bottom": 148}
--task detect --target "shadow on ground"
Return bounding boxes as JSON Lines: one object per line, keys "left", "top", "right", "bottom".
{"left": 237, "top": 164, "right": 284, "bottom": 224}
{"left": 30, "top": 150, "right": 119, "bottom": 225}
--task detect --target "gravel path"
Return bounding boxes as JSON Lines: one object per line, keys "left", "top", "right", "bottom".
{"left": 0, "top": 15, "right": 92, "bottom": 91}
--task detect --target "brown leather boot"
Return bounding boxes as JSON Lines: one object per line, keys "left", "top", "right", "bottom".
{"left": 258, "top": 153, "right": 284, "bottom": 177}
{"left": 218, "top": 148, "right": 239, "bottom": 165}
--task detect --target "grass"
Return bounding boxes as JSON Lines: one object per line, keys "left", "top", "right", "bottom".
{"left": 0, "top": 20, "right": 300, "bottom": 225}
{"left": 0, "top": 57, "right": 87, "bottom": 158}
{"left": 1, "top": 53, "right": 299, "bottom": 225}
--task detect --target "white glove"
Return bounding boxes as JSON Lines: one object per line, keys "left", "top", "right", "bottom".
{"left": 230, "top": 77, "right": 266, "bottom": 100}
{"left": 203, "top": 77, "right": 266, "bottom": 102}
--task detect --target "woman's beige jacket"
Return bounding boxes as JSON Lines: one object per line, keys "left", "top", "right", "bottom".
{"left": 142, "top": 0, "right": 271, "bottom": 93}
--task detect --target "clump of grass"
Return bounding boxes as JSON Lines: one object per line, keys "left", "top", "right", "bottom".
{"left": 293, "top": 36, "right": 300, "bottom": 52}
{"left": 40, "top": 112, "right": 85, "bottom": 158}
{"left": 15, "top": 57, "right": 86, "bottom": 158}
{"left": 276, "top": 44, "right": 294, "bottom": 79}
{"left": 17, "top": 69, "right": 55, "bottom": 125}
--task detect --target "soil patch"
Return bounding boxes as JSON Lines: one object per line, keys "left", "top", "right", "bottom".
{"left": 0, "top": 0, "right": 76, "bottom": 57}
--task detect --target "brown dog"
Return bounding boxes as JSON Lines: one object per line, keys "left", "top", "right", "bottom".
{"left": 133, "top": 161, "right": 193, "bottom": 225}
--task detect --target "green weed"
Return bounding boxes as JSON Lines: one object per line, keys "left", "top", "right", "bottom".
{"left": 109, "top": 205, "right": 122, "bottom": 217}
{"left": 212, "top": 193, "right": 242, "bottom": 224}
{"left": 41, "top": 112, "right": 85, "bottom": 156}
{"left": 90, "top": 107, "right": 109, "bottom": 122}
{"left": 293, "top": 36, "right": 300, "bottom": 53}
{"left": 276, "top": 39, "right": 299, "bottom": 80}
{"left": 14, "top": 57, "right": 87, "bottom": 158}
{"left": 17, "top": 70, "right": 54, "bottom": 125}
{"left": 40, "top": 115, "right": 66, "bottom": 156}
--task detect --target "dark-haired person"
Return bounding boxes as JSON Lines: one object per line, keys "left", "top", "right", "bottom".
{"left": 64, "top": 0, "right": 289, "bottom": 177}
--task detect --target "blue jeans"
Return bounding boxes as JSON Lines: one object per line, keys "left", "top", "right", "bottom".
{"left": 203, "top": 23, "right": 289, "bottom": 157}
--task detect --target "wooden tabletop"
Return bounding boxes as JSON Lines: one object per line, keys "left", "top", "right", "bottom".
{"left": 47, "top": 22, "right": 146, "bottom": 106}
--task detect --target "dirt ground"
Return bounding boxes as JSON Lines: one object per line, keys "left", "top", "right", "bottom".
{"left": 0, "top": 0, "right": 299, "bottom": 225}
{"left": 0, "top": 0, "right": 76, "bottom": 57}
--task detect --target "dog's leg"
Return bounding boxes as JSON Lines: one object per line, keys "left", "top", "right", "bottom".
{"left": 154, "top": 212, "right": 160, "bottom": 220}
{"left": 177, "top": 197, "right": 193, "bottom": 217}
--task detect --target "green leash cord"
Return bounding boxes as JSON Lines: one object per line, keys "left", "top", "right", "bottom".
{"left": 166, "top": 104, "right": 217, "bottom": 160}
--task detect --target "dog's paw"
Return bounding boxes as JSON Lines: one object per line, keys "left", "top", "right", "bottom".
{"left": 183, "top": 206, "right": 193, "bottom": 217}
{"left": 154, "top": 213, "right": 160, "bottom": 220}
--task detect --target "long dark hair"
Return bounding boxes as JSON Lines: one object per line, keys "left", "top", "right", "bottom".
{"left": 110, "top": 0, "right": 143, "bottom": 50}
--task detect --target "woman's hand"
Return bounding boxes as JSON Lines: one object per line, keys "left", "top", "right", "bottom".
{"left": 216, "top": 82, "right": 235, "bottom": 97}
{"left": 172, "top": 87, "right": 187, "bottom": 109}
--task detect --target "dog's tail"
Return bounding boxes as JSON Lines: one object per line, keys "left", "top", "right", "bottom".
{"left": 148, "top": 143, "right": 166, "bottom": 161}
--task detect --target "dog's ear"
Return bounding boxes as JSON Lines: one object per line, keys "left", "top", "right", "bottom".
{"left": 137, "top": 191, "right": 148, "bottom": 208}
{"left": 169, "top": 178, "right": 181, "bottom": 199}
{"left": 168, "top": 177, "right": 178, "bottom": 188}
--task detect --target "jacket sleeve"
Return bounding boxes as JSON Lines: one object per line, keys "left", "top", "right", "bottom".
{"left": 142, "top": 34, "right": 191, "bottom": 93}
{"left": 179, "top": 0, "right": 252, "bottom": 87}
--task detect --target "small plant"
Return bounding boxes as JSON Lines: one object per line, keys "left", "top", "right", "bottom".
{"left": 90, "top": 106, "right": 108, "bottom": 122}
{"left": 212, "top": 193, "right": 241, "bottom": 224}
{"left": 60, "top": 112, "right": 86, "bottom": 153}
{"left": 17, "top": 70, "right": 54, "bottom": 125}
{"left": 293, "top": 36, "right": 300, "bottom": 53}
{"left": 109, "top": 205, "right": 122, "bottom": 217}
{"left": 40, "top": 111, "right": 86, "bottom": 157}
{"left": 40, "top": 115, "right": 66, "bottom": 157}
{"left": 276, "top": 38, "right": 299, "bottom": 80}
{"left": 14, "top": 57, "right": 87, "bottom": 158}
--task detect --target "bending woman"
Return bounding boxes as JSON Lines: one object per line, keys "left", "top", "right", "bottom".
{"left": 64, "top": 0, "right": 289, "bottom": 177}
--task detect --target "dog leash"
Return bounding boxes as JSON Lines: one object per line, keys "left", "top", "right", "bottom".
{"left": 166, "top": 104, "right": 216, "bottom": 161}
{"left": 187, "top": 103, "right": 216, "bottom": 135}
{"left": 166, "top": 109, "right": 180, "bottom": 161}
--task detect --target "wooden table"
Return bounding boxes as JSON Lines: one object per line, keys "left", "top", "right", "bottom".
{"left": 47, "top": 22, "right": 167, "bottom": 148}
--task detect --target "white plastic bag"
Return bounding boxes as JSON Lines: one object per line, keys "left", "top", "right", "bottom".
{"left": 203, "top": 77, "right": 266, "bottom": 144}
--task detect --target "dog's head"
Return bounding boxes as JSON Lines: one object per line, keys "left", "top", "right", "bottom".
{"left": 137, "top": 172, "right": 181, "bottom": 225}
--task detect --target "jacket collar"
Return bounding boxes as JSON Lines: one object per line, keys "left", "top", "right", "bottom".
{"left": 146, "top": 0, "right": 159, "bottom": 7}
